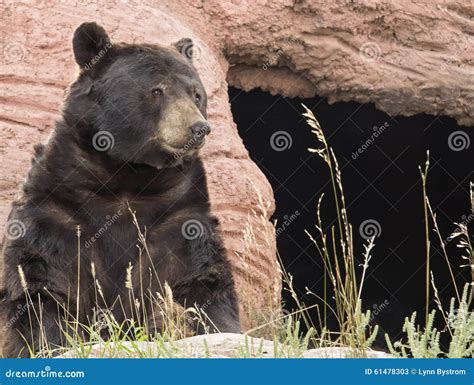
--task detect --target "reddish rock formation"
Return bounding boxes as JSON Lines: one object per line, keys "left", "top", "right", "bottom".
{"left": 209, "top": 0, "right": 473, "bottom": 126}
{"left": 1, "top": 0, "right": 472, "bottom": 328}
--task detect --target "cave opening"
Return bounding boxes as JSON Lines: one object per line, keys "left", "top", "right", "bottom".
{"left": 228, "top": 86, "right": 472, "bottom": 348}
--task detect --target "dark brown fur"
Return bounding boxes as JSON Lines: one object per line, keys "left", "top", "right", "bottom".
{"left": 0, "top": 23, "right": 240, "bottom": 357}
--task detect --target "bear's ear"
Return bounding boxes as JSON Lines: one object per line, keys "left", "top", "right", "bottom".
{"left": 174, "top": 38, "right": 195, "bottom": 62}
{"left": 73, "top": 22, "right": 111, "bottom": 69}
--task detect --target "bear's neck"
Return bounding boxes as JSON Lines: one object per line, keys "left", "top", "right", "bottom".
{"left": 25, "top": 123, "right": 206, "bottom": 207}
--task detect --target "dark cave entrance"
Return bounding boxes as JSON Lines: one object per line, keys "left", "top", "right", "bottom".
{"left": 228, "top": 86, "right": 472, "bottom": 348}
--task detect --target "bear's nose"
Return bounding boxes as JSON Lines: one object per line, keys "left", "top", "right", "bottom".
{"left": 190, "top": 121, "right": 211, "bottom": 141}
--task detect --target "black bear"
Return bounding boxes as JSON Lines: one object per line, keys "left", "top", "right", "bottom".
{"left": 0, "top": 22, "right": 240, "bottom": 357}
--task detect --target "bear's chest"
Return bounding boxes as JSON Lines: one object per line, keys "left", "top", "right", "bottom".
{"left": 82, "top": 196, "right": 165, "bottom": 253}
{"left": 81, "top": 193, "right": 192, "bottom": 264}
{"left": 83, "top": 204, "right": 191, "bottom": 299}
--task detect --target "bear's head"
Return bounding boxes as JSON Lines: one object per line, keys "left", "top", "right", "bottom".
{"left": 66, "top": 22, "right": 211, "bottom": 169}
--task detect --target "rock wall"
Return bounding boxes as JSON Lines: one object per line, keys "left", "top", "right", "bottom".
{"left": 1, "top": 0, "right": 472, "bottom": 328}
{"left": 209, "top": 0, "right": 473, "bottom": 126}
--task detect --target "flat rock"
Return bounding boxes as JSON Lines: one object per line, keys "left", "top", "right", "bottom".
{"left": 58, "top": 333, "right": 392, "bottom": 358}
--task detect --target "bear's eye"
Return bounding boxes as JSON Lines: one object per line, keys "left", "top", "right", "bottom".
{"left": 194, "top": 93, "right": 202, "bottom": 104}
{"left": 152, "top": 87, "right": 164, "bottom": 97}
